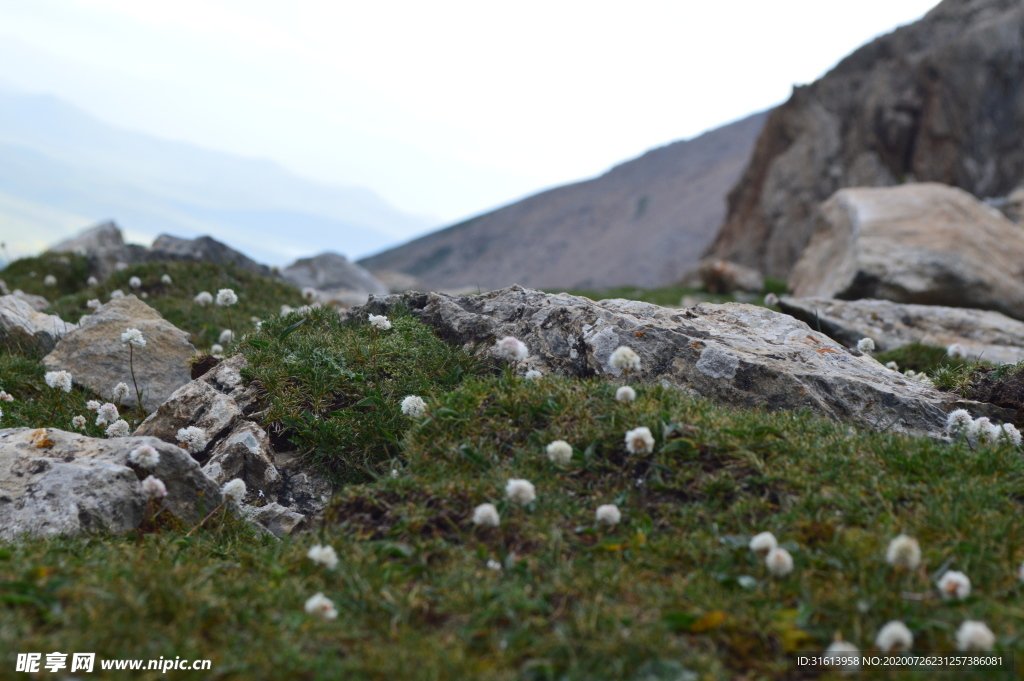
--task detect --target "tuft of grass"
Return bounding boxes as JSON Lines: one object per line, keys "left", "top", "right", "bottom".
{"left": 48, "top": 261, "right": 304, "bottom": 348}
{"left": 239, "top": 304, "right": 493, "bottom": 484}
{"left": 0, "top": 252, "right": 92, "bottom": 299}
{"left": 873, "top": 341, "right": 975, "bottom": 374}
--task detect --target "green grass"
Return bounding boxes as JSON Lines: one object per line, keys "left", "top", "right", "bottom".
{"left": 2, "top": 269, "right": 1022, "bottom": 679}
{"left": 0, "top": 252, "right": 92, "bottom": 299}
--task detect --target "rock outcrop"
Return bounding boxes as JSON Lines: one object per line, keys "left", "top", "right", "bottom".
{"left": 0, "top": 294, "right": 77, "bottom": 352}
{"left": 0, "top": 428, "right": 222, "bottom": 541}
{"left": 42, "top": 296, "right": 195, "bottom": 410}
{"left": 360, "top": 111, "right": 769, "bottom": 290}
{"left": 134, "top": 355, "right": 332, "bottom": 535}
{"left": 281, "top": 252, "right": 387, "bottom": 306}
{"left": 150, "top": 234, "right": 272, "bottom": 277}
{"left": 706, "top": 0, "right": 1024, "bottom": 279}
{"left": 364, "top": 286, "right": 1005, "bottom": 437}
{"left": 778, "top": 297, "right": 1024, "bottom": 365}
{"left": 788, "top": 184, "right": 1024, "bottom": 320}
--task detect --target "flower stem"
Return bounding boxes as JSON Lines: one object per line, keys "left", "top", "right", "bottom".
{"left": 129, "top": 345, "right": 143, "bottom": 411}
{"left": 184, "top": 500, "right": 227, "bottom": 538}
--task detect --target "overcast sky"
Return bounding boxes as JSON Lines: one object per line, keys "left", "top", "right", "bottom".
{"left": 0, "top": 0, "right": 942, "bottom": 232}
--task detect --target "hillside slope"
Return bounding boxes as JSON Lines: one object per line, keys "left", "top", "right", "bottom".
{"left": 359, "top": 111, "right": 768, "bottom": 291}
{"left": 705, "top": 0, "right": 1024, "bottom": 280}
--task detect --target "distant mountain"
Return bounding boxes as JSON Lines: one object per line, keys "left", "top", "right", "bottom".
{"left": 706, "top": 0, "right": 1024, "bottom": 280}
{"left": 0, "top": 87, "right": 432, "bottom": 265}
{"left": 359, "top": 111, "right": 768, "bottom": 291}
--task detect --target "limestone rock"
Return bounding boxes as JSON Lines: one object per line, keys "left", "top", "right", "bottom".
{"left": 49, "top": 221, "right": 125, "bottom": 254}
{"left": 281, "top": 252, "right": 388, "bottom": 304}
{"left": 789, "top": 184, "right": 1024, "bottom": 320}
{"left": 778, "top": 297, "right": 1024, "bottom": 365}
{"left": 13, "top": 291, "right": 50, "bottom": 312}
{"left": 245, "top": 502, "right": 306, "bottom": 537}
{"left": 1005, "top": 186, "right": 1024, "bottom": 224}
{"left": 706, "top": 0, "right": 1024, "bottom": 279}
{"left": 273, "top": 451, "right": 335, "bottom": 518}
{"left": 151, "top": 234, "right": 272, "bottom": 278}
{"left": 203, "top": 421, "right": 280, "bottom": 493}
{"left": 42, "top": 296, "right": 195, "bottom": 410}
{"left": 0, "top": 295, "right": 77, "bottom": 352}
{"left": 0, "top": 428, "right": 222, "bottom": 540}
{"left": 365, "top": 286, "right": 1000, "bottom": 437}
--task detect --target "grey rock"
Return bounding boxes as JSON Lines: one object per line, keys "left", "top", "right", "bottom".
{"left": 281, "top": 252, "right": 388, "bottom": 299}
{"left": 43, "top": 296, "right": 195, "bottom": 410}
{"left": 49, "top": 221, "right": 125, "bottom": 254}
{"left": 1006, "top": 186, "right": 1024, "bottom": 224}
{"left": 364, "top": 285, "right": 1000, "bottom": 437}
{"left": 789, "top": 184, "right": 1024, "bottom": 320}
{"left": 245, "top": 502, "right": 306, "bottom": 537}
{"left": 13, "top": 291, "right": 50, "bottom": 312}
{"left": 273, "top": 452, "right": 335, "bottom": 518}
{"left": 706, "top": 0, "right": 1024, "bottom": 279}
{"left": 203, "top": 421, "right": 280, "bottom": 493}
{"left": 693, "top": 259, "right": 764, "bottom": 294}
{"left": 778, "top": 297, "right": 1024, "bottom": 365}
{"left": 151, "top": 234, "right": 272, "bottom": 277}
{"left": 0, "top": 428, "right": 222, "bottom": 540}
{"left": 0, "top": 295, "right": 77, "bottom": 352}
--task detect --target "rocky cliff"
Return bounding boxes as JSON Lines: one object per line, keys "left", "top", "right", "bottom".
{"left": 359, "top": 111, "right": 768, "bottom": 291}
{"left": 705, "top": 0, "right": 1024, "bottom": 280}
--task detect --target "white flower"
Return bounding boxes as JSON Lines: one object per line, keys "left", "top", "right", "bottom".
{"left": 129, "top": 444, "right": 160, "bottom": 468}
{"left": 219, "top": 329, "right": 234, "bottom": 345}
{"left": 105, "top": 419, "right": 131, "bottom": 438}
{"left": 109, "top": 289, "right": 125, "bottom": 299}
{"left": 121, "top": 328, "right": 146, "bottom": 348}
{"left": 0, "top": 390, "right": 12, "bottom": 402}
{"left": 194, "top": 291, "right": 213, "bottom": 306}
{"left": 765, "top": 547, "right": 794, "bottom": 576}
{"left": 822, "top": 640, "right": 860, "bottom": 672}
{"left": 885, "top": 534, "right": 921, "bottom": 570}
{"left": 624, "top": 426, "right": 654, "bottom": 454}
{"left": 307, "top": 544, "right": 339, "bottom": 570}
{"left": 368, "top": 314, "right": 391, "bottom": 331}
{"left": 44, "top": 370, "right": 73, "bottom": 393}
{"left": 216, "top": 288, "right": 238, "bottom": 306}
{"left": 487, "top": 559, "right": 502, "bottom": 571}
{"left": 545, "top": 440, "right": 573, "bottom": 465}
{"left": 494, "top": 336, "right": 529, "bottom": 362}
{"left": 948, "top": 343, "right": 966, "bottom": 359}
{"left": 115, "top": 262, "right": 128, "bottom": 271}
{"left": 390, "top": 469, "right": 398, "bottom": 478}
{"left": 885, "top": 361, "right": 899, "bottom": 371}
{"left": 875, "top": 620, "right": 913, "bottom": 652}
{"left": 280, "top": 304, "right": 293, "bottom": 315}
{"left": 472, "top": 503, "right": 500, "bottom": 527}
{"left": 1000, "top": 423, "right": 1022, "bottom": 447}
{"left": 304, "top": 593, "right": 337, "bottom": 620}
{"left": 141, "top": 475, "right": 167, "bottom": 499}
{"left": 160, "top": 274, "right": 172, "bottom": 285}
{"left": 615, "top": 386, "right": 636, "bottom": 402}
{"left": 401, "top": 395, "right": 427, "bottom": 418}
{"left": 176, "top": 426, "right": 209, "bottom": 454}
{"left": 85, "top": 399, "right": 100, "bottom": 411}
{"left": 938, "top": 570, "right": 971, "bottom": 600}
{"left": 524, "top": 370, "right": 543, "bottom": 380}
{"left": 749, "top": 531, "right": 778, "bottom": 554}
{"left": 946, "top": 409, "right": 973, "bottom": 437}
{"left": 72, "top": 415, "right": 86, "bottom": 429}
{"left": 113, "top": 382, "right": 130, "bottom": 402}
{"left": 609, "top": 345, "right": 641, "bottom": 372}
{"left": 505, "top": 479, "right": 536, "bottom": 506}
{"left": 87, "top": 276, "right": 98, "bottom": 286}
{"left": 210, "top": 344, "right": 224, "bottom": 355}
{"left": 129, "top": 276, "right": 141, "bottom": 289}
{"left": 43, "top": 274, "right": 56, "bottom": 286}
{"left": 857, "top": 337, "right": 875, "bottom": 353}
{"left": 956, "top": 621, "right": 995, "bottom": 651}
{"left": 302, "top": 287, "right": 317, "bottom": 300}
{"left": 970, "top": 417, "right": 1001, "bottom": 446}
{"left": 764, "top": 292, "right": 779, "bottom": 306}
{"left": 595, "top": 504, "right": 621, "bottom": 526}
{"left": 96, "top": 402, "right": 118, "bottom": 425}
{"left": 222, "top": 478, "right": 246, "bottom": 501}
{"left": 86, "top": 298, "right": 101, "bottom": 310}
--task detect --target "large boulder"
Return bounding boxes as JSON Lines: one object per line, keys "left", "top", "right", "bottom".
{"left": 282, "top": 252, "right": 387, "bottom": 305}
{"left": 151, "top": 234, "right": 272, "bottom": 277}
{"left": 0, "top": 428, "right": 222, "bottom": 541}
{"left": 788, "top": 184, "right": 1024, "bottom": 320}
{"left": 47, "top": 221, "right": 150, "bottom": 278}
{"left": 778, "top": 297, "right": 1024, "bottom": 364}
{"left": 42, "top": 296, "right": 195, "bottom": 410}
{"left": 705, "top": 0, "right": 1024, "bottom": 279}
{"left": 0, "top": 295, "right": 77, "bottom": 352}
{"left": 364, "top": 286, "right": 1006, "bottom": 437}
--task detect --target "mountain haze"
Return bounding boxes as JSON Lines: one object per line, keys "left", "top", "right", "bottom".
{"left": 0, "top": 87, "right": 432, "bottom": 264}
{"left": 360, "top": 111, "right": 768, "bottom": 291}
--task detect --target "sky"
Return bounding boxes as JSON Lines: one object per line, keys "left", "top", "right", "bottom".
{"left": 0, "top": 0, "right": 942, "bottom": 233}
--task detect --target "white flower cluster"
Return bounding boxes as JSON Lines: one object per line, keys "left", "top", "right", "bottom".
{"left": 524, "top": 370, "right": 543, "bottom": 380}
{"left": 609, "top": 346, "right": 641, "bottom": 373}
{"left": 304, "top": 593, "right": 337, "bottom": 620}
{"left": 96, "top": 402, "right": 119, "bottom": 425}
{"left": 194, "top": 291, "right": 214, "bottom": 306}
{"left": 0, "top": 390, "right": 13, "bottom": 402}
{"left": 141, "top": 475, "right": 167, "bottom": 499}
{"left": 109, "top": 289, "right": 125, "bottom": 299}
{"left": 72, "top": 415, "right": 86, "bottom": 430}
{"left": 401, "top": 395, "right": 427, "bottom": 418}
{"left": 938, "top": 570, "right": 971, "bottom": 600}
{"left": 161, "top": 274, "right": 173, "bottom": 285}
{"left": 105, "top": 419, "right": 131, "bottom": 438}
{"left": 222, "top": 478, "right": 246, "bottom": 501}
{"left": 121, "top": 328, "right": 146, "bottom": 348}
{"left": 87, "top": 299, "right": 101, "bottom": 310}
{"left": 129, "top": 444, "right": 160, "bottom": 468}
{"left": 748, "top": 531, "right": 793, "bottom": 577}
{"left": 505, "top": 479, "right": 536, "bottom": 505}
{"left": 616, "top": 386, "right": 636, "bottom": 402}
{"left": 946, "top": 409, "right": 1021, "bottom": 447}
{"left": 902, "top": 368, "right": 934, "bottom": 386}
{"left": 176, "top": 426, "right": 210, "bottom": 454}
{"left": 113, "top": 382, "right": 130, "bottom": 402}
{"left": 87, "top": 276, "right": 98, "bottom": 286}
{"left": 545, "top": 440, "right": 572, "bottom": 465}
{"left": 219, "top": 329, "right": 234, "bottom": 345}
{"left": 129, "top": 276, "right": 142, "bottom": 289}
{"left": 368, "top": 314, "right": 391, "bottom": 331}
{"left": 885, "top": 534, "right": 921, "bottom": 570}
{"left": 875, "top": 621, "right": 913, "bottom": 652}
{"left": 472, "top": 503, "right": 500, "bottom": 527}
{"left": 86, "top": 400, "right": 100, "bottom": 411}
{"left": 307, "top": 544, "right": 339, "bottom": 570}
{"left": 856, "top": 337, "right": 875, "bottom": 353}
{"left": 44, "top": 370, "right": 73, "bottom": 393}
{"left": 494, "top": 336, "right": 529, "bottom": 362}
{"left": 44, "top": 274, "right": 57, "bottom": 286}
{"left": 595, "top": 504, "right": 621, "bottom": 526}
{"left": 210, "top": 344, "right": 224, "bottom": 355}
{"left": 624, "top": 426, "right": 654, "bottom": 454}
{"left": 216, "top": 288, "right": 238, "bottom": 306}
